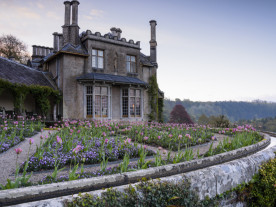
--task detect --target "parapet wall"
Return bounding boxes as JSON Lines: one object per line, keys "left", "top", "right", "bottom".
{"left": 0, "top": 135, "right": 273, "bottom": 206}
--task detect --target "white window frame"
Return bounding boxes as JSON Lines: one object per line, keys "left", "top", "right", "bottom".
{"left": 92, "top": 49, "right": 104, "bottom": 69}
{"left": 84, "top": 85, "right": 111, "bottom": 119}
{"left": 120, "top": 88, "right": 142, "bottom": 118}
{"left": 126, "top": 55, "right": 136, "bottom": 73}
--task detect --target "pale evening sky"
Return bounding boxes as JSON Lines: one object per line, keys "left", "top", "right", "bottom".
{"left": 0, "top": 0, "right": 275, "bottom": 102}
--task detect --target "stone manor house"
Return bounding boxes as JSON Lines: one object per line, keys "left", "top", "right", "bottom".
{"left": 0, "top": 0, "right": 163, "bottom": 121}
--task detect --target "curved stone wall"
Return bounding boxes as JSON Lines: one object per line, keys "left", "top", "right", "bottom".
{"left": 0, "top": 134, "right": 272, "bottom": 206}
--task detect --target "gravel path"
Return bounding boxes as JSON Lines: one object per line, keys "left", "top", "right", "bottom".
{"left": 0, "top": 130, "right": 56, "bottom": 185}
{"left": 0, "top": 132, "right": 229, "bottom": 184}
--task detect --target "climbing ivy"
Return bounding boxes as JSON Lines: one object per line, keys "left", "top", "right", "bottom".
{"left": 0, "top": 78, "right": 61, "bottom": 116}
{"left": 148, "top": 75, "right": 163, "bottom": 122}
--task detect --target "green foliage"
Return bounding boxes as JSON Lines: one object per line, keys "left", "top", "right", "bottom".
{"left": 148, "top": 75, "right": 164, "bottom": 122}
{"left": 209, "top": 115, "right": 230, "bottom": 128}
{"left": 238, "top": 116, "right": 276, "bottom": 133}
{"left": 163, "top": 98, "right": 276, "bottom": 123}
{"left": 237, "top": 154, "right": 276, "bottom": 207}
{"left": 0, "top": 78, "right": 61, "bottom": 116}
{"left": 67, "top": 179, "right": 216, "bottom": 207}
{"left": 205, "top": 132, "right": 263, "bottom": 157}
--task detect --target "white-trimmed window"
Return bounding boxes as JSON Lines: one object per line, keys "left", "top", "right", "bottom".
{"left": 86, "top": 85, "right": 110, "bottom": 118}
{"left": 121, "top": 88, "right": 141, "bottom": 117}
{"left": 126, "top": 55, "right": 136, "bottom": 73}
{"left": 92, "top": 49, "right": 104, "bottom": 69}
{"left": 86, "top": 86, "right": 93, "bottom": 118}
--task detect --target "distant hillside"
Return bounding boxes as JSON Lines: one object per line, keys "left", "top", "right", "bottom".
{"left": 163, "top": 99, "right": 276, "bottom": 123}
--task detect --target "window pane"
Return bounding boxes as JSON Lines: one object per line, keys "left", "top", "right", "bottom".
{"left": 95, "top": 87, "right": 101, "bottom": 95}
{"left": 126, "top": 55, "right": 130, "bottom": 61}
{"left": 130, "top": 97, "right": 135, "bottom": 117}
{"left": 130, "top": 89, "right": 135, "bottom": 97}
{"left": 131, "top": 56, "right": 136, "bottom": 62}
{"left": 87, "top": 86, "right": 93, "bottom": 95}
{"left": 98, "top": 57, "right": 103, "bottom": 69}
{"left": 102, "top": 96, "right": 108, "bottom": 117}
{"left": 122, "top": 88, "right": 128, "bottom": 97}
{"left": 98, "top": 50, "right": 103, "bottom": 57}
{"left": 92, "top": 56, "right": 96, "bottom": 67}
{"left": 136, "top": 98, "right": 141, "bottom": 116}
{"left": 136, "top": 90, "right": 140, "bottom": 97}
{"left": 126, "top": 62, "right": 130, "bottom": 73}
{"left": 95, "top": 95, "right": 101, "bottom": 117}
{"left": 92, "top": 49, "right": 97, "bottom": 55}
{"left": 122, "top": 97, "right": 128, "bottom": 117}
{"left": 101, "top": 87, "right": 108, "bottom": 95}
{"left": 131, "top": 62, "right": 136, "bottom": 73}
{"left": 87, "top": 95, "right": 93, "bottom": 116}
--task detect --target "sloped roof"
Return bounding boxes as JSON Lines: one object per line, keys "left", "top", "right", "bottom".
{"left": 76, "top": 72, "right": 147, "bottom": 86}
{"left": 140, "top": 53, "right": 155, "bottom": 67}
{"left": 0, "top": 56, "right": 55, "bottom": 88}
{"left": 60, "top": 43, "right": 88, "bottom": 56}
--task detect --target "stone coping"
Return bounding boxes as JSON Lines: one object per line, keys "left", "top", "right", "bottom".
{"left": 0, "top": 134, "right": 270, "bottom": 206}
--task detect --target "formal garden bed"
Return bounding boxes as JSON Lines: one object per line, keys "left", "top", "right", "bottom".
{"left": 0, "top": 116, "right": 43, "bottom": 154}
{"left": 0, "top": 119, "right": 266, "bottom": 192}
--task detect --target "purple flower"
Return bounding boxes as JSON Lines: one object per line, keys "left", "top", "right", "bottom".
{"left": 56, "top": 136, "right": 62, "bottom": 145}
{"left": 15, "top": 148, "right": 22, "bottom": 154}
{"left": 29, "top": 138, "right": 34, "bottom": 145}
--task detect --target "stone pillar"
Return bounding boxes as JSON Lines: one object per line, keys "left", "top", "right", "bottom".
{"left": 149, "top": 20, "right": 157, "bottom": 63}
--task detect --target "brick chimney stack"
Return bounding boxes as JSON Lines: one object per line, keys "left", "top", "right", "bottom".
{"left": 149, "top": 20, "right": 157, "bottom": 64}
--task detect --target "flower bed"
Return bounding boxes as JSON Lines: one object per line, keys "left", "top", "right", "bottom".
{"left": 0, "top": 117, "right": 43, "bottom": 153}
{"left": 0, "top": 120, "right": 265, "bottom": 191}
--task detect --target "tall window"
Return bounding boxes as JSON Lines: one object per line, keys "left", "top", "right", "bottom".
{"left": 86, "top": 86, "right": 93, "bottom": 118}
{"left": 86, "top": 86, "right": 109, "bottom": 118}
{"left": 92, "top": 49, "right": 104, "bottom": 69}
{"left": 95, "top": 86, "right": 108, "bottom": 117}
{"left": 126, "top": 55, "right": 136, "bottom": 73}
{"left": 122, "top": 89, "right": 128, "bottom": 117}
{"left": 122, "top": 88, "right": 141, "bottom": 117}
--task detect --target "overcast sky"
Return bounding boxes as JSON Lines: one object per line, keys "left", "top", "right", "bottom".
{"left": 1, "top": 0, "right": 275, "bottom": 102}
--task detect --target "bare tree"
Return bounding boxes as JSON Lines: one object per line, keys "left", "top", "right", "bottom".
{"left": 0, "top": 34, "right": 30, "bottom": 64}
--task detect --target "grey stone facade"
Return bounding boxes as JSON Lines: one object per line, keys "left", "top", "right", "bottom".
{"left": 31, "top": 0, "right": 163, "bottom": 121}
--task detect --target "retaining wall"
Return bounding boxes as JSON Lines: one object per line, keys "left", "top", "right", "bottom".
{"left": 1, "top": 135, "right": 274, "bottom": 206}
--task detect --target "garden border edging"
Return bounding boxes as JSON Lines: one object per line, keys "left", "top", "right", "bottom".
{"left": 0, "top": 134, "right": 271, "bottom": 206}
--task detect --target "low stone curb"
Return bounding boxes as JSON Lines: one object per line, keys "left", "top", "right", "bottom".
{"left": 0, "top": 134, "right": 271, "bottom": 206}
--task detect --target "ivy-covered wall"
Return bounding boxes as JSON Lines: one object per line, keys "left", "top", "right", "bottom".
{"left": 148, "top": 75, "right": 163, "bottom": 122}
{"left": 0, "top": 78, "right": 61, "bottom": 117}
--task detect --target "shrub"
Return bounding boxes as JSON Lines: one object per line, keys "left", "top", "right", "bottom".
{"left": 67, "top": 178, "right": 216, "bottom": 207}
{"left": 237, "top": 153, "right": 276, "bottom": 207}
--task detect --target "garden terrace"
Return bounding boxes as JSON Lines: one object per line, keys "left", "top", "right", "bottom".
{"left": 0, "top": 120, "right": 271, "bottom": 206}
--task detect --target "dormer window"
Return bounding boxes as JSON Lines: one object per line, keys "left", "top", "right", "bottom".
{"left": 126, "top": 55, "right": 136, "bottom": 73}
{"left": 92, "top": 49, "right": 104, "bottom": 69}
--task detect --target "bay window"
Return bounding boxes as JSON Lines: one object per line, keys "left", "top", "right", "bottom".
{"left": 86, "top": 85, "right": 110, "bottom": 118}
{"left": 122, "top": 88, "right": 141, "bottom": 118}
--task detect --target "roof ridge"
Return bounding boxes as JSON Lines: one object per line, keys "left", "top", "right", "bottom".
{"left": 0, "top": 56, "right": 41, "bottom": 73}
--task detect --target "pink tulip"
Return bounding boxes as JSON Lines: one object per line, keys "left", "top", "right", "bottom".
{"left": 14, "top": 148, "right": 22, "bottom": 154}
